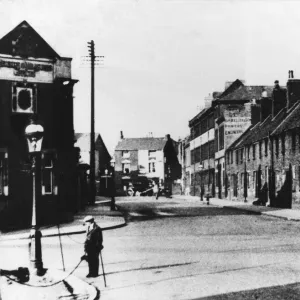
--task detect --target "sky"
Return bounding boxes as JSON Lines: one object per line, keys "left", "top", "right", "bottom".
{"left": 1, "top": 0, "right": 300, "bottom": 154}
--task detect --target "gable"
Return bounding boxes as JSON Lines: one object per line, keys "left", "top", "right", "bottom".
{"left": 0, "top": 21, "right": 59, "bottom": 59}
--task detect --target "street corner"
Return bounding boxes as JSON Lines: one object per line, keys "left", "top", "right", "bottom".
{"left": 0, "top": 267, "right": 98, "bottom": 300}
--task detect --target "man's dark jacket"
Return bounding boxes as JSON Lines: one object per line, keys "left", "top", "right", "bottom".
{"left": 84, "top": 224, "right": 103, "bottom": 254}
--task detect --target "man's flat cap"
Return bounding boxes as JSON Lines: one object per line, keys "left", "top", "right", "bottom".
{"left": 83, "top": 215, "right": 94, "bottom": 223}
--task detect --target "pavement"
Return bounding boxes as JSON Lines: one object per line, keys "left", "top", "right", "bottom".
{"left": 0, "top": 197, "right": 126, "bottom": 241}
{"left": 172, "top": 194, "right": 300, "bottom": 221}
{"left": 0, "top": 197, "right": 127, "bottom": 300}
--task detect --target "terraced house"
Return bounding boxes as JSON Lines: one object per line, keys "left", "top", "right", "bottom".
{"left": 226, "top": 72, "right": 300, "bottom": 208}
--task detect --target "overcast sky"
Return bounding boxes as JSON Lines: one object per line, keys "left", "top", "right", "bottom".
{"left": 1, "top": 0, "right": 300, "bottom": 154}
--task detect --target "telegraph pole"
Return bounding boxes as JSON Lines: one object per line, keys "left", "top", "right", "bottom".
{"left": 88, "top": 40, "right": 96, "bottom": 205}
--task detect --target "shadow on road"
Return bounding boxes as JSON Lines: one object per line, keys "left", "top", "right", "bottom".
{"left": 117, "top": 204, "right": 260, "bottom": 223}
{"left": 192, "top": 282, "right": 300, "bottom": 300}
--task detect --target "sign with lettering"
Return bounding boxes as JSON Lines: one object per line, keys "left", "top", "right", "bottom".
{"left": 0, "top": 57, "right": 53, "bottom": 83}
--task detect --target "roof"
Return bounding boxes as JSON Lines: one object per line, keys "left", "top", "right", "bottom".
{"left": 229, "top": 108, "right": 287, "bottom": 150}
{"left": 218, "top": 86, "right": 273, "bottom": 101}
{"left": 189, "top": 106, "right": 213, "bottom": 127}
{"left": 115, "top": 137, "right": 168, "bottom": 151}
{"left": 218, "top": 79, "right": 245, "bottom": 99}
{"left": 75, "top": 133, "right": 108, "bottom": 152}
{"left": 272, "top": 102, "right": 300, "bottom": 135}
{"left": 0, "top": 20, "right": 59, "bottom": 58}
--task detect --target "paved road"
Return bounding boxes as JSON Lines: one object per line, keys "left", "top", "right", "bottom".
{"left": 2, "top": 196, "right": 300, "bottom": 299}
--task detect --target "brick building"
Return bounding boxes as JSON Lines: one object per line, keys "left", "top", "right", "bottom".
{"left": 187, "top": 80, "right": 271, "bottom": 198}
{"left": 113, "top": 133, "right": 181, "bottom": 195}
{"left": 213, "top": 81, "right": 272, "bottom": 198}
{"left": 0, "top": 21, "right": 79, "bottom": 228}
{"left": 226, "top": 72, "right": 300, "bottom": 208}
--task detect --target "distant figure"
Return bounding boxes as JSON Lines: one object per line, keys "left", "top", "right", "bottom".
{"left": 153, "top": 181, "right": 159, "bottom": 200}
{"left": 127, "top": 183, "right": 134, "bottom": 197}
{"left": 82, "top": 215, "right": 103, "bottom": 278}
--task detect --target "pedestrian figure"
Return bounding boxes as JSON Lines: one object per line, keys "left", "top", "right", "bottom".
{"left": 82, "top": 215, "right": 103, "bottom": 278}
{"left": 153, "top": 181, "right": 159, "bottom": 200}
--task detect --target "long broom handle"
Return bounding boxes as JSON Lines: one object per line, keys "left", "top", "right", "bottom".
{"left": 100, "top": 251, "right": 107, "bottom": 287}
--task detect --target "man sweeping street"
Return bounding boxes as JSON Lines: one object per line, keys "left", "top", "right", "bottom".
{"left": 82, "top": 215, "right": 104, "bottom": 278}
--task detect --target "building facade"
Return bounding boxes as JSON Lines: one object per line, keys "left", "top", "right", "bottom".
{"left": 0, "top": 21, "right": 79, "bottom": 228}
{"left": 178, "top": 136, "right": 191, "bottom": 195}
{"left": 189, "top": 106, "right": 215, "bottom": 197}
{"left": 213, "top": 81, "right": 272, "bottom": 198}
{"left": 187, "top": 80, "right": 272, "bottom": 199}
{"left": 226, "top": 73, "right": 300, "bottom": 208}
{"left": 113, "top": 133, "right": 181, "bottom": 195}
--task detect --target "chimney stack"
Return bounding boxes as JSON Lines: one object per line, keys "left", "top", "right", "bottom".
{"left": 287, "top": 70, "right": 300, "bottom": 110}
{"left": 120, "top": 131, "right": 124, "bottom": 139}
{"left": 272, "top": 80, "right": 287, "bottom": 117}
{"left": 260, "top": 89, "right": 272, "bottom": 123}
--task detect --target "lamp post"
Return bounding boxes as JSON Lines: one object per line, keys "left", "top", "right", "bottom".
{"left": 25, "top": 120, "right": 44, "bottom": 276}
{"left": 110, "top": 158, "right": 116, "bottom": 211}
{"left": 199, "top": 164, "right": 203, "bottom": 201}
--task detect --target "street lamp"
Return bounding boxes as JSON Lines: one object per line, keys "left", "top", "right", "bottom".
{"left": 25, "top": 120, "right": 44, "bottom": 276}
{"left": 199, "top": 164, "right": 203, "bottom": 201}
{"left": 110, "top": 158, "right": 116, "bottom": 211}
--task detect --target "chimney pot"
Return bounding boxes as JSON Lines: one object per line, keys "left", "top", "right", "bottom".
{"left": 120, "top": 131, "right": 124, "bottom": 139}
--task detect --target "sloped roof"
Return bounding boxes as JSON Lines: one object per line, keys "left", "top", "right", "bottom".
{"left": 272, "top": 102, "right": 300, "bottom": 135}
{"left": 0, "top": 20, "right": 59, "bottom": 58}
{"left": 218, "top": 85, "right": 273, "bottom": 101}
{"left": 218, "top": 79, "right": 245, "bottom": 99}
{"left": 189, "top": 107, "right": 211, "bottom": 126}
{"left": 229, "top": 108, "right": 287, "bottom": 150}
{"left": 115, "top": 137, "right": 167, "bottom": 151}
{"left": 75, "top": 133, "right": 108, "bottom": 152}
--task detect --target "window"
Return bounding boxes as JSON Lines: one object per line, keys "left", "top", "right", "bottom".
{"left": 191, "top": 149, "right": 195, "bottom": 165}
{"left": 12, "top": 82, "right": 37, "bottom": 114}
{"left": 292, "top": 131, "right": 296, "bottom": 151}
{"left": 252, "top": 144, "right": 256, "bottom": 160}
{"left": 219, "top": 126, "right": 224, "bottom": 150}
{"left": 247, "top": 146, "right": 250, "bottom": 160}
{"left": 201, "top": 118, "right": 208, "bottom": 133}
{"left": 122, "top": 163, "right": 130, "bottom": 174}
{"left": 209, "top": 141, "right": 214, "bottom": 159}
{"left": 215, "top": 129, "right": 219, "bottom": 152}
{"left": 259, "top": 141, "right": 262, "bottom": 159}
{"left": 253, "top": 171, "right": 257, "bottom": 189}
{"left": 42, "top": 151, "right": 57, "bottom": 195}
{"left": 240, "top": 148, "right": 244, "bottom": 164}
{"left": 148, "top": 150, "right": 156, "bottom": 158}
{"left": 235, "top": 150, "right": 239, "bottom": 164}
{"left": 149, "top": 162, "right": 156, "bottom": 173}
{"left": 264, "top": 139, "right": 268, "bottom": 156}
{"left": 122, "top": 151, "right": 130, "bottom": 158}
{"left": 194, "top": 123, "right": 200, "bottom": 138}
{"left": 275, "top": 137, "right": 279, "bottom": 157}
{"left": 194, "top": 146, "right": 201, "bottom": 163}
{"left": 281, "top": 135, "right": 285, "bottom": 155}
{"left": 0, "top": 150, "right": 8, "bottom": 196}
{"left": 230, "top": 151, "right": 233, "bottom": 164}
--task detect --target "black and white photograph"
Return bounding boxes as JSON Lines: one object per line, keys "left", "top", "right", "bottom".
{"left": 1, "top": 0, "right": 300, "bottom": 299}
